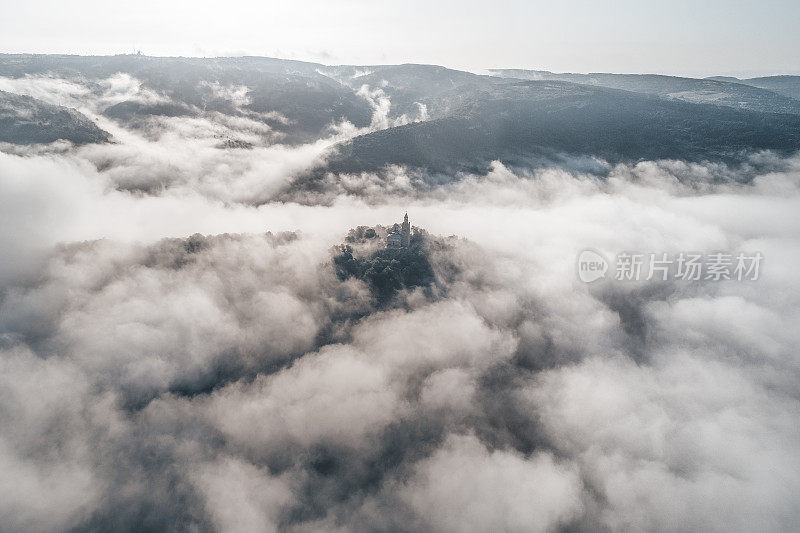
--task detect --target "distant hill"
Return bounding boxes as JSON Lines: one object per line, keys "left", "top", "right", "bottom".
{"left": 321, "top": 63, "right": 503, "bottom": 119}
{"left": 707, "top": 75, "right": 800, "bottom": 101}
{"left": 0, "top": 54, "right": 373, "bottom": 143}
{"left": 2, "top": 55, "right": 799, "bottom": 182}
{"left": 0, "top": 90, "right": 109, "bottom": 145}
{"left": 308, "top": 80, "right": 800, "bottom": 179}
{"left": 491, "top": 69, "right": 800, "bottom": 115}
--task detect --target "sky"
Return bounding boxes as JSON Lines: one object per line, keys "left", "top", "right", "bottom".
{"left": 1, "top": 0, "right": 799, "bottom": 77}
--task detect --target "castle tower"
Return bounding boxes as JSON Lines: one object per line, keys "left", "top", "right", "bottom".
{"left": 401, "top": 212, "right": 410, "bottom": 247}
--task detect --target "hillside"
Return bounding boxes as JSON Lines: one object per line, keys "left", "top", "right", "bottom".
{"left": 491, "top": 69, "right": 800, "bottom": 115}
{"left": 0, "top": 54, "right": 373, "bottom": 144}
{"left": 0, "top": 90, "right": 109, "bottom": 145}
{"left": 707, "top": 75, "right": 800, "bottom": 101}
{"left": 309, "top": 80, "right": 800, "bottom": 178}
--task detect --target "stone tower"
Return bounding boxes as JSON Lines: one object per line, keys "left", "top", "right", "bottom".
{"left": 401, "top": 212, "right": 410, "bottom": 247}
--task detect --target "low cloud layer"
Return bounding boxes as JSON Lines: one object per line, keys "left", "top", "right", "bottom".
{"left": 1, "top": 72, "right": 799, "bottom": 532}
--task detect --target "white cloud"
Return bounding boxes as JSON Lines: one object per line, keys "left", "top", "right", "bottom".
{"left": 400, "top": 433, "right": 583, "bottom": 533}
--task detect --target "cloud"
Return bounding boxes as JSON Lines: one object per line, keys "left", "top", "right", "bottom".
{"left": 357, "top": 84, "right": 429, "bottom": 130}
{"left": 399, "top": 433, "right": 583, "bottom": 533}
{"left": 98, "top": 73, "right": 169, "bottom": 107}
{"left": 0, "top": 75, "right": 91, "bottom": 107}
{"left": 203, "top": 344, "right": 404, "bottom": 452}
{"left": 193, "top": 456, "right": 294, "bottom": 533}
{"left": 0, "top": 344, "right": 107, "bottom": 531}
{"left": 197, "top": 81, "right": 252, "bottom": 109}
{"left": 0, "top": 73, "right": 168, "bottom": 114}
{"left": 524, "top": 353, "right": 800, "bottom": 531}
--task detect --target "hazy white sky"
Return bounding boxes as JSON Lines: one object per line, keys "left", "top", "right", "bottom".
{"left": 1, "top": 0, "right": 798, "bottom": 77}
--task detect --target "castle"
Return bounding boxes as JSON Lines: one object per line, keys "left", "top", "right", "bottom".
{"left": 386, "top": 213, "right": 411, "bottom": 248}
